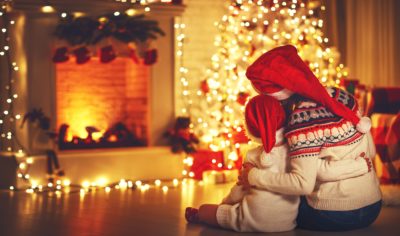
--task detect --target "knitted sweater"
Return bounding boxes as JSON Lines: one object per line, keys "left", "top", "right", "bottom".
{"left": 248, "top": 88, "right": 381, "bottom": 211}
{"left": 216, "top": 128, "right": 370, "bottom": 232}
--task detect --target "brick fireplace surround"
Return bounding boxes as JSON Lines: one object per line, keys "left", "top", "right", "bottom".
{"left": 10, "top": 0, "right": 185, "bottom": 184}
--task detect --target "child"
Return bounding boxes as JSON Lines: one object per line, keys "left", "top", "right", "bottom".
{"left": 185, "top": 95, "right": 371, "bottom": 232}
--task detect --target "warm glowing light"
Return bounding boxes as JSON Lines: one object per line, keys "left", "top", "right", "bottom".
{"left": 82, "top": 181, "right": 90, "bottom": 188}
{"left": 41, "top": 5, "right": 55, "bottom": 13}
{"left": 63, "top": 179, "right": 71, "bottom": 186}
{"left": 154, "top": 179, "right": 161, "bottom": 186}
{"left": 119, "top": 179, "right": 128, "bottom": 188}
{"left": 19, "top": 163, "right": 26, "bottom": 170}
{"left": 126, "top": 9, "right": 136, "bottom": 16}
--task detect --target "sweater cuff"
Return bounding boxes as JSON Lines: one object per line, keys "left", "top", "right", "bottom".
{"left": 216, "top": 204, "right": 232, "bottom": 229}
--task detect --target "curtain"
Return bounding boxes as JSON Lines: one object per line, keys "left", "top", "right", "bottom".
{"left": 323, "top": 0, "right": 400, "bottom": 87}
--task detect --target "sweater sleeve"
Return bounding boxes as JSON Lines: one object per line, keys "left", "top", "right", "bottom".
{"left": 316, "top": 157, "right": 369, "bottom": 182}
{"left": 220, "top": 184, "right": 247, "bottom": 205}
{"left": 248, "top": 156, "right": 318, "bottom": 195}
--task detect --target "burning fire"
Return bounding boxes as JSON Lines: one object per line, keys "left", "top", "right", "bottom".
{"left": 56, "top": 57, "right": 149, "bottom": 149}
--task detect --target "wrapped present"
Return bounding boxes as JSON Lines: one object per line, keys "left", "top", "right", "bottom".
{"left": 202, "top": 169, "right": 239, "bottom": 184}
{"left": 366, "top": 87, "right": 400, "bottom": 115}
{"left": 371, "top": 113, "right": 400, "bottom": 184}
{"left": 189, "top": 149, "right": 224, "bottom": 180}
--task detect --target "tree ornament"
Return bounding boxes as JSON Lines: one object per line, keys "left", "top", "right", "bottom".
{"left": 143, "top": 49, "right": 157, "bottom": 65}
{"left": 73, "top": 46, "right": 91, "bottom": 64}
{"left": 100, "top": 45, "right": 116, "bottom": 63}
{"left": 200, "top": 80, "right": 210, "bottom": 94}
{"left": 52, "top": 47, "right": 69, "bottom": 63}
{"left": 237, "top": 92, "right": 250, "bottom": 106}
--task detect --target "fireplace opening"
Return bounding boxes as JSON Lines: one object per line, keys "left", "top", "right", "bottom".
{"left": 56, "top": 57, "right": 150, "bottom": 150}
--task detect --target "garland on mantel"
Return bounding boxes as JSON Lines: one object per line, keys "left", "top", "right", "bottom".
{"left": 53, "top": 13, "right": 165, "bottom": 65}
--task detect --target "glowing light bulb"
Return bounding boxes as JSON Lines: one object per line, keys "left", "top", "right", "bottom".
{"left": 41, "top": 5, "right": 55, "bottom": 13}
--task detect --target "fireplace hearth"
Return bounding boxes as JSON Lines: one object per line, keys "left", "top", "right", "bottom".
{"left": 58, "top": 122, "right": 146, "bottom": 150}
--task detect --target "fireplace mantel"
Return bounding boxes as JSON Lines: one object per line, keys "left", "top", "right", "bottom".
{"left": 11, "top": 0, "right": 185, "bottom": 151}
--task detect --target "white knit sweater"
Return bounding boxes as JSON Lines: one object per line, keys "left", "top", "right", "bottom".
{"left": 248, "top": 132, "right": 381, "bottom": 211}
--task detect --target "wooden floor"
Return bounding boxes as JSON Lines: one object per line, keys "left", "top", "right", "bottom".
{"left": 0, "top": 181, "right": 399, "bottom": 236}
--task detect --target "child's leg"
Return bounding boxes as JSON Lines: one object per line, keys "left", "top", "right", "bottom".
{"left": 198, "top": 204, "right": 219, "bottom": 226}
{"left": 185, "top": 204, "right": 220, "bottom": 226}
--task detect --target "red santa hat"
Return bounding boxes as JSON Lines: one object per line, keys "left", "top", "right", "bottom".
{"left": 244, "top": 95, "right": 286, "bottom": 153}
{"left": 246, "top": 45, "right": 371, "bottom": 133}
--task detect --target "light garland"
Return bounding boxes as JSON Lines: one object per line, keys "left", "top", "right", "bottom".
{"left": 2, "top": 0, "right": 192, "bottom": 193}
{"left": 0, "top": 0, "right": 36, "bottom": 190}
{"left": 9, "top": 177, "right": 203, "bottom": 195}
{"left": 189, "top": 0, "right": 348, "bottom": 167}
{"left": 0, "top": 0, "right": 23, "bottom": 154}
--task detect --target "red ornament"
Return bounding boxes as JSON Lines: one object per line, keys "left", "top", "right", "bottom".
{"left": 73, "top": 46, "right": 91, "bottom": 64}
{"left": 200, "top": 80, "right": 210, "bottom": 94}
{"left": 143, "top": 49, "right": 158, "bottom": 65}
{"left": 100, "top": 45, "right": 116, "bottom": 63}
{"left": 52, "top": 47, "right": 69, "bottom": 63}
{"left": 237, "top": 92, "right": 250, "bottom": 105}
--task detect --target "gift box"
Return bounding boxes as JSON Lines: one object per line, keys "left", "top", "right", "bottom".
{"left": 189, "top": 149, "right": 224, "bottom": 180}
{"left": 202, "top": 169, "right": 239, "bottom": 184}
{"left": 371, "top": 113, "right": 400, "bottom": 184}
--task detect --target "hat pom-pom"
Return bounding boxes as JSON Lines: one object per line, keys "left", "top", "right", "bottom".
{"left": 356, "top": 117, "right": 372, "bottom": 133}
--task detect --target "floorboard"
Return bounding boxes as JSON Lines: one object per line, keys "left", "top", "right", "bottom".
{"left": 0, "top": 181, "right": 399, "bottom": 236}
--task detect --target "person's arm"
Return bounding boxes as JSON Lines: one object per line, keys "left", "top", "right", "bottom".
{"left": 247, "top": 156, "right": 318, "bottom": 195}
{"left": 220, "top": 184, "right": 247, "bottom": 205}
{"left": 317, "top": 154, "right": 371, "bottom": 182}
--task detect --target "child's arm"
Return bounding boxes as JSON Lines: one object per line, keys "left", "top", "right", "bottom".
{"left": 221, "top": 146, "right": 267, "bottom": 205}
{"left": 317, "top": 153, "right": 371, "bottom": 182}
{"left": 220, "top": 184, "right": 247, "bottom": 205}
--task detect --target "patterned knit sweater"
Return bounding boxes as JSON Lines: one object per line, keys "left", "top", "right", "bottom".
{"left": 286, "top": 87, "right": 362, "bottom": 159}
{"left": 248, "top": 87, "right": 382, "bottom": 211}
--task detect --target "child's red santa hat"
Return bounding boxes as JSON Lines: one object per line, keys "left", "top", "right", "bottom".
{"left": 245, "top": 95, "right": 286, "bottom": 153}
{"left": 246, "top": 45, "right": 371, "bottom": 133}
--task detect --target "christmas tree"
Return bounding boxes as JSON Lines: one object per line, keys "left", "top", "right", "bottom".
{"left": 188, "top": 0, "right": 348, "bottom": 167}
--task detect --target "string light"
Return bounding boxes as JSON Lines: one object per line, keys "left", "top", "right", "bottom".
{"left": 186, "top": 0, "right": 348, "bottom": 173}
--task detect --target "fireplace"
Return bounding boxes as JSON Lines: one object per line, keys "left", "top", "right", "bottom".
{"left": 56, "top": 58, "right": 150, "bottom": 150}
{"left": 12, "top": 1, "right": 185, "bottom": 151}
